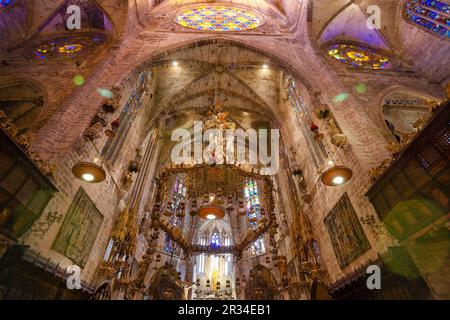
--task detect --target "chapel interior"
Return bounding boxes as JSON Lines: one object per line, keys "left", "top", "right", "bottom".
{"left": 0, "top": 0, "right": 449, "bottom": 301}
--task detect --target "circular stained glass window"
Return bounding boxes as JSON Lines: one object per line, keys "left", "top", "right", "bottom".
{"left": 326, "top": 43, "right": 394, "bottom": 70}
{"left": 31, "top": 33, "right": 108, "bottom": 60}
{"left": 175, "top": 6, "right": 263, "bottom": 32}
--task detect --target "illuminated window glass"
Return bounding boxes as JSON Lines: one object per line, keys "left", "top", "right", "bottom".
{"left": 286, "top": 77, "right": 328, "bottom": 169}
{"left": 223, "top": 232, "right": 230, "bottom": 246}
{"left": 244, "top": 180, "right": 265, "bottom": 255}
{"left": 102, "top": 71, "right": 152, "bottom": 163}
{"left": 1, "top": 0, "right": 15, "bottom": 8}
{"left": 175, "top": 6, "right": 263, "bottom": 32}
{"left": 211, "top": 232, "right": 221, "bottom": 247}
{"left": 197, "top": 232, "right": 207, "bottom": 274}
{"left": 164, "top": 174, "right": 186, "bottom": 254}
{"left": 198, "top": 254, "right": 205, "bottom": 274}
{"left": 172, "top": 174, "right": 186, "bottom": 212}
{"left": 404, "top": 0, "right": 450, "bottom": 39}
{"left": 326, "top": 43, "right": 393, "bottom": 69}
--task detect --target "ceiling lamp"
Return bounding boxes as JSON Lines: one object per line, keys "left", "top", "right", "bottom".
{"left": 72, "top": 161, "right": 106, "bottom": 183}
{"left": 198, "top": 205, "right": 225, "bottom": 220}
{"left": 320, "top": 165, "right": 353, "bottom": 187}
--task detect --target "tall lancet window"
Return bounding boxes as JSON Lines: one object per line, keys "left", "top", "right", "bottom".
{"left": 244, "top": 180, "right": 265, "bottom": 256}
{"left": 211, "top": 231, "right": 221, "bottom": 247}
{"left": 222, "top": 231, "right": 232, "bottom": 275}
{"left": 210, "top": 231, "right": 221, "bottom": 277}
{"left": 101, "top": 70, "right": 152, "bottom": 164}
{"left": 197, "top": 232, "right": 208, "bottom": 274}
{"left": 404, "top": 0, "right": 450, "bottom": 39}
{"left": 164, "top": 174, "right": 186, "bottom": 254}
{"left": 286, "top": 76, "right": 328, "bottom": 169}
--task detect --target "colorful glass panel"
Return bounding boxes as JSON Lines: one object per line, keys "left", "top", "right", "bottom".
{"left": 175, "top": 6, "right": 262, "bottom": 32}
{"left": 405, "top": 0, "right": 450, "bottom": 39}
{"left": 286, "top": 76, "right": 328, "bottom": 169}
{"left": 244, "top": 180, "right": 265, "bottom": 255}
{"left": 164, "top": 174, "right": 186, "bottom": 254}
{"left": 210, "top": 232, "right": 221, "bottom": 247}
{"left": 327, "top": 43, "right": 393, "bottom": 70}
{"left": 0, "top": 0, "right": 14, "bottom": 8}
{"left": 32, "top": 33, "right": 107, "bottom": 60}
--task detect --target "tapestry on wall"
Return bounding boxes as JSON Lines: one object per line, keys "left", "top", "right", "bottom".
{"left": 53, "top": 188, "right": 103, "bottom": 267}
{"left": 324, "top": 193, "right": 371, "bottom": 269}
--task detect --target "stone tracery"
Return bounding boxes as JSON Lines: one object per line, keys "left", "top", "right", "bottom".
{"left": 0, "top": 0, "right": 448, "bottom": 303}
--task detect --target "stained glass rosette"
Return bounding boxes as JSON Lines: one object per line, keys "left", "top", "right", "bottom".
{"left": 326, "top": 43, "right": 394, "bottom": 70}
{"left": 175, "top": 6, "right": 263, "bottom": 32}
{"left": 30, "top": 33, "right": 108, "bottom": 60}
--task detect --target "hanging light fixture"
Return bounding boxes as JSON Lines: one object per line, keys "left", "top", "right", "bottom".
{"left": 72, "top": 161, "right": 106, "bottom": 183}
{"left": 72, "top": 138, "right": 107, "bottom": 183}
{"left": 198, "top": 205, "right": 225, "bottom": 220}
{"left": 320, "top": 160, "right": 353, "bottom": 187}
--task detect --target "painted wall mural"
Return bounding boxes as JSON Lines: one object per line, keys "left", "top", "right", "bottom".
{"left": 324, "top": 193, "right": 371, "bottom": 269}
{"left": 53, "top": 188, "right": 103, "bottom": 267}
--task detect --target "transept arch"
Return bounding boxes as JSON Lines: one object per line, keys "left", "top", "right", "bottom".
{"left": 0, "top": 76, "right": 47, "bottom": 136}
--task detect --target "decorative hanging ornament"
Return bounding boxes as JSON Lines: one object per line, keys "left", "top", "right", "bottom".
{"left": 310, "top": 123, "right": 319, "bottom": 134}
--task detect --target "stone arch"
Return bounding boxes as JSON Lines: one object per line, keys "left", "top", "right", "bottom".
{"left": 120, "top": 36, "right": 315, "bottom": 93}
{"left": 90, "top": 281, "right": 112, "bottom": 300}
{"left": 147, "top": 263, "right": 183, "bottom": 300}
{"left": 0, "top": 76, "right": 47, "bottom": 136}
{"left": 245, "top": 264, "right": 279, "bottom": 300}
{"left": 31, "top": 36, "right": 337, "bottom": 163}
{"left": 376, "top": 85, "right": 442, "bottom": 142}
{"left": 310, "top": 280, "right": 332, "bottom": 300}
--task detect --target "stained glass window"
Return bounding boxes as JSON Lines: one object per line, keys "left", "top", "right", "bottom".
{"left": 326, "top": 43, "right": 393, "bottom": 70}
{"left": 197, "top": 232, "right": 207, "bottom": 274}
{"left": 244, "top": 180, "right": 265, "bottom": 255}
{"left": 164, "top": 174, "right": 186, "bottom": 254}
{"left": 211, "top": 232, "right": 221, "bottom": 247}
{"left": 33, "top": 33, "right": 107, "bottom": 60}
{"left": 102, "top": 70, "right": 152, "bottom": 163}
{"left": 404, "top": 0, "right": 450, "bottom": 39}
{"left": 175, "top": 6, "right": 263, "bottom": 32}
{"left": 0, "top": 0, "right": 14, "bottom": 8}
{"left": 286, "top": 76, "right": 328, "bottom": 169}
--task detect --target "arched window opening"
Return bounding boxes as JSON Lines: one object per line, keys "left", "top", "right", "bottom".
{"left": 286, "top": 76, "right": 328, "bottom": 169}
{"left": 211, "top": 231, "right": 221, "bottom": 247}
{"left": 101, "top": 70, "right": 152, "bottom": 164}
{"left": 0, "top": 79, "right": 44, "bottom": 135}
{"left": 244, "top": 180, "right": 266, "bottom": 256}
{"left": 164, "top": 174, "right": 186, "bottom": 254}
